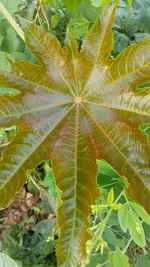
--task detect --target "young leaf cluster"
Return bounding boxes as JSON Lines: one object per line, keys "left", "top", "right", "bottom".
{"left": 118, "top": 200, "right": 150, "bottom": 247}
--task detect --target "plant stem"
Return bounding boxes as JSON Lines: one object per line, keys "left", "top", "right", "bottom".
{"left": 0, "top": 3, "right": 25, "bottom": 42}
{"left": 40, "top": 2, "right": 50, "bottom": 30}
{"left": 123, "top": 237, "right": 133, "bottom": 254}
{"left": 82, "top": 190, "right": 125, "bottom": 266}
{"left": 29, "top": 175, "right": 41, "bottom": 192}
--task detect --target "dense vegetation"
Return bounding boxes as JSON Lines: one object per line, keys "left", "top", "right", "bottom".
{"left": 0, "top": 0, "right": 150, "bottom": 266}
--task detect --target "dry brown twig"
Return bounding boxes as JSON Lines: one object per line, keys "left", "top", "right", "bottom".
{"left": 34, "top": 0, "right": 50, "bottom": 30}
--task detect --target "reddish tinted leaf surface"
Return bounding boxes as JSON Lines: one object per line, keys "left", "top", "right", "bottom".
{"left": 0, "top": 1, "right": 150, "bottom": 266}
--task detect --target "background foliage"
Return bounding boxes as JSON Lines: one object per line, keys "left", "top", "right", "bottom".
{"left": 0, "top": 0, "right": 150, "bottom": 266}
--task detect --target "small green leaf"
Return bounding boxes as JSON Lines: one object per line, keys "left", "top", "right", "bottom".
{"left": 97, "top": 159, "right": 119, "bottom": 177}
{"left": 118, "top": 204, "right": 129, "bottom": 233}
{"left": 104, "top": 226, "right": 118, "bottom": 247}
{"left": 135, "top": 255, "right": 150, "bottom": 267}
{"left": 111, "top": 204, "right": 122, "bottom": 210}
{"left": 0, "top": 52, "right": 19, "bottom": 95}
{"left": 0, "top": 0, "right": 20, "bottom": 15}
{"left": 68, "top": 16, "right": 89, "bottom": 39}
{"left": 128, "top": 210, "right": 146, "bottom": 247}
{"left": 4, "top": 27, "right": 19, "bottom": 53}
{"left": 51, "top": 15, "right": 59, "bottom": 28}
{"left": 91, "top": 0, "right": 115, "bottom": 8}
{"left": 109, "top": 252, "right": 115, "bottom": 267}
{"left": 96, "top": 160, "right": 128, "bottom": 196}
{"left": 92, "top": 204, "right": 109, "bottom": 212}
{"left": 41, "top": 189, "right": 57, "bottom": 214}
{"left": 33, "top": 218, "right": 56, "bottom": 236}
{"left": 63, "top": 0, "right": 83, "bottom": 12}
{"left": 43, "top": 162, "right": 57, "bottom": 198}
{"left": 86, "top": 247, "right": 110, "bottom": 266}
{"left": 27, "top": 179, "right": 39, "bottom": 195}
{"left": 130, "top": 202, "right": 150, "bottom": 225}
{"left": 107, "top": 188, "right": 114, "bottom": 205}
{"left": 110, "top": 247, "right": 130, "bottom": 267}
{"left": 113, "top": 30, "right": 130, "bottom": 56}
{"left": 0, "top": 51, "right": 12, "bottom": 72}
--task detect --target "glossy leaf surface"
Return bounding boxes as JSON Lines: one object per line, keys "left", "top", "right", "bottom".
{"left": 0, "top": 1, "right": 150, "bottom": 266}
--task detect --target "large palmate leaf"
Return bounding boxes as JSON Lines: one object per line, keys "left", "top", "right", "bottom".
{"left": 0, "top": 1, "right": 150, "bottom": 266}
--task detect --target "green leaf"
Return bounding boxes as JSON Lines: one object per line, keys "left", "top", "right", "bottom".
{"left": 86, "top": 248, "right": 110, "bottom": 266}
{"left": 27, "top": 179, "right": 39, "bottom": 195}
{"left": 128, "top": 210, "right": 146, "bottom": 247}
{"left": 113, "top": 30, "right": 130, "bottom": 56}
{"left": 91, "top": 0, "right": 115, "bottom": 7}
{"left": 110, "top": 248, "right": 130, "bottom": 267}
{"left": 135, "top": 255, "right": 150, "bottom": 267}
{"left": 104, "top": 226, "right": 118, "bottom": 247}
{"left": 0, "top": 1, "right": 150, "bottom": 265}
{"left": 130, "top": 202, "right": 150, "bottom": 225}
{"left": 41, "top": 189, "right": 57, "bottom": 214}
{"left": 107, "top": 188, "right": 114, "bottom": 205}
{"left": 68, "top": 16, "right": 89, "bottom": 39}
{"left": 33, "top": 218, "right": 56, "bottom": 236}
{"left": 43, "top": 162, "right": 58, "bottom": 198}
{"left": 143, "top": 222, "right": 150, "bottom": 241}
{"left": 92, "top": 204, "right": 109, "bottom": 211}
{"left": 75, "top": 1, "right": 99, "bottom": 22}
{"left": 118, "top": 204, "right": 129, "bottom": 233}
{"left": 0, "top": 253, "right": 19, "bottom": 267}
{"left": 3, "top": 27, "right": 19, "bottom": 53}
{"left": 0, "top": 51, "right": 19, "bottom": 94}
{"left": 97, "top": 160, "right": 128, "bottom": 197}
{"left": 51, "top": 15, "right": 59, "bottom": 28}
{"left": 2, "top": 221, "right": 55, "bottom": 266}
{"left": 0, "top": 33, "right": 4, "bottom": 48}
{"left": 63, "top": 0, "right": 83, "bottom": 12}
{"left": 111, "top": 204, "right": 122, "bottom": 210}
{"left": 0, "top": 51, "right": 12, "bottom": 72}
{"left": 97, "top": 159, "right": 119, "bottom": 178}
{"left": 0, "top": 0, "right": 20, "bottom": 16}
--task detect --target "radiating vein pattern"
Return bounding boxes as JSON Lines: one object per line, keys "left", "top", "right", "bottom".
{"left": 0, "top": 1, "right": 150, "bottom": 266}
{"left": 84, "top": 88, "right": 150, "bottom": 125}
{"left": 82, "top": 102, "right": 150, "bottom": 211}
{"left": 48, "top": 106, "right": 99, "bottom": 266}
{"left": 0, "top": 85, "right": 73, "bottom": 128}
{"left": 23, "top": 22, "right": 79, "bottom": 97}
{"left": 0, "top": 103, "right": 74, "bottom": 208}
{"left": 82, "top": 36, "right": 150, "bottom": 98}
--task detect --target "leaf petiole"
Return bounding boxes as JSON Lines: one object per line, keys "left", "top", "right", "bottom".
{"left": 0, "top": 3, "right": 25, "bottom": 42}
